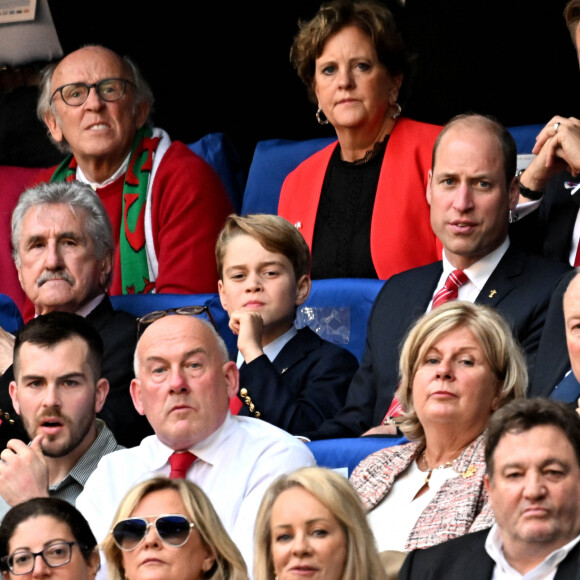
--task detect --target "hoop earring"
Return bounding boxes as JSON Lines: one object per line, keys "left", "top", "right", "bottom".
{"left": 316, "top": 107, "right": 329, "bottom": 125}
{"left": 391, "top": 102, "right": 402, "bottom": 119}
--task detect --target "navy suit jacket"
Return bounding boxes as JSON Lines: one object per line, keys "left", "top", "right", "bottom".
{"left": 510, "top": 170, "right": 578, "bottom": 265}
{"left": 0, "top": 295, "right": 153, "bottom": 449}
{"left": 529, "top": 269, "right": 576, "bottom": 398}
{"left": 399, "top": 528, "right": 580, "bottom": 580}
{"left": 236, "top": 327, "right": 357, "bottom": 435}
{"left": 551, "top": 371, "right": 580, "bottom": 403}
{"left": 305, "top": 244, "right": 571, "bottom": 440}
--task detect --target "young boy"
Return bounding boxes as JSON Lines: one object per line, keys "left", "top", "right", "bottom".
{"left": 216, "top": 213, "right": 358, "bottom": 435}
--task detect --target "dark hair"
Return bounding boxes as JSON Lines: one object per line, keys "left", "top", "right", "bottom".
{"left": 431, "top": 113, "right": 517, "bottom": 189}
{"left": 0, "top": 497, "right": 97, "bottom": 571}
{"left": 485, "top": 398, "right": 580, "bottom": 479}
{"left": 290, "top": 0, "right": 409, "bottom": 105}
{"left": 13, "top": 311, "right": 104, "bottom": 382}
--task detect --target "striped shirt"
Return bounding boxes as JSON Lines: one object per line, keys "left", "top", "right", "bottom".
{"left": 0, "top": 419, "right": 122, "bottom": 521}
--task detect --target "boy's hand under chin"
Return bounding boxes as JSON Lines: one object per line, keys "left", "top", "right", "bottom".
{"left": 229, "top": 309, "right": 265, "bottom": 363}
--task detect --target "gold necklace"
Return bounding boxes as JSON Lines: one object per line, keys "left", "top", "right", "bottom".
{"left": 421, "top": 451, "right": 453, "bottom": 485}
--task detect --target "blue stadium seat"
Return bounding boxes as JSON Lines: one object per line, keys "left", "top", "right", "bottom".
{"left": 242, "top": 136, "right": 335, "bottom": 215}
{"left": 188, "top": 132, "right": 245, "bottom": 213}
{"left": 297, "top": 278, "right": 385, "bottom": 363}
{"left": 306, "top": 435, "right": 407, "bottom": 476}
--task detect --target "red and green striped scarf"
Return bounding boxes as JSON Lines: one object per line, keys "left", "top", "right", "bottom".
{"left": 50, "top": 126, "right": 163, "bottom": 294}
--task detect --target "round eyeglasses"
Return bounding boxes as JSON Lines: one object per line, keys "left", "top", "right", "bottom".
{"left": 49, "top": 77, "right": 136, "bottom": 106}
{"left": 1, "top": 541, "right": 79, "bottom": 575}
{"left": 111, "top": 514, "right": 195, "bottom": 551}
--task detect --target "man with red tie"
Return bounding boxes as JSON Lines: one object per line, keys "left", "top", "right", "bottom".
{"left": 76, "top": 313, "right": 315, "bottom": 579}
{"left": 302, "top": 113, "right": 571, "bottom": 441}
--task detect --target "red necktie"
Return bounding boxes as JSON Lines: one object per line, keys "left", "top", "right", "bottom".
{"left": 574, "top": 244, "right": 580, "bottom": 267}
{"left": 168, "top": 451, "right": 196, "bottom": 479}
{"left": 432, "top": 269, "right": 469, "bottom": 308}
{"left": 384, "top": 270, "right": 469, "bottom": 423}
{"left": 229, "top": 396, "right": 243, "bottom": 415}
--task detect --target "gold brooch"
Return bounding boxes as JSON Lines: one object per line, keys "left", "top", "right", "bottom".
{"left": 462, "top": 465, "right": 478, "bottom": 479}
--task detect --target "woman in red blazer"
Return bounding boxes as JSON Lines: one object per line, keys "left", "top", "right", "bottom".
{"left": 279, "top": 0, "right": 443, "bottom": 280}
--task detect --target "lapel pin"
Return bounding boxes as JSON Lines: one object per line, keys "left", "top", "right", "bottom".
{"left": 489, "top": 290, "right": 497, "bottom": 298}
{"left": 462, "top": 465, "right": 477, "bottom": 479}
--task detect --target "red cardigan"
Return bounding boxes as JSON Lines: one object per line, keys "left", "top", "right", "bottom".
{"left": 278, "top": 117, "right": 444, "bottom": 280}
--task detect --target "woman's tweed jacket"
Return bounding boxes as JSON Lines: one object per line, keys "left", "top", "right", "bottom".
{"left": 349, "top": 432, "right": 494, "bottom": 551}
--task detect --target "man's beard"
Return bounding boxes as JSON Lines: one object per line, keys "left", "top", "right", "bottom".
{"left": 24, "top": 411, "right": 93, "bottom": 458}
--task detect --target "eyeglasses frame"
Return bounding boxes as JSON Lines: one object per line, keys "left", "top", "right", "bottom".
{"left": 49, "top": 77, "right": 136, "bottom": 106}
{"left": 1, "top": 541, "right": 79, "bottom": 575}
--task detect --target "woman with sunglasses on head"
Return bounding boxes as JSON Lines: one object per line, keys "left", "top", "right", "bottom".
{"left": 102, "top": 476, "right": 249, "bottom": 580}
{"left": 0, "top": 497, "right": 100, "bottom": 579}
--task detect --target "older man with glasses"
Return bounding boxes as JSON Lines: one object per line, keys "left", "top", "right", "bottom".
{"left": 22, "top": 44, "right": 232, "bottom": 321}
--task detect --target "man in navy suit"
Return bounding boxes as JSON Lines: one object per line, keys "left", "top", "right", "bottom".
{"left": 399, "top": 398, "right": 580, "bottom": 579}
{"left": 304, "top": 113, "right": 570, "bottom": 440}
{"left": 535, "top": 270, "right": 580, "bottom": 404}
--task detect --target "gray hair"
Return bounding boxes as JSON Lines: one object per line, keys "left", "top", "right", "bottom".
{"left": 36, "top": 47, "right": 154, "bottom": 154}
{"left": 133, "top": 316, "right": 230, "bottom": 377}
{"left": 11, "top": 181, "right": 114, "bottom": 287}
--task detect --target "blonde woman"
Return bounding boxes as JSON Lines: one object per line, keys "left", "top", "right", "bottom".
{"left": 254, "top": 466, "right": 386, "bottom": 580}
{"left": 350, "top": 301, "right": 528, "bottom": 553}
{"left": 103, "top": 477, "right": 249, "bottom": 580}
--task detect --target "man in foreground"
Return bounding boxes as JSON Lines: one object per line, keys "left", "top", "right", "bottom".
{"left": 399, "top": 397, "right": 580, "bottom": 579}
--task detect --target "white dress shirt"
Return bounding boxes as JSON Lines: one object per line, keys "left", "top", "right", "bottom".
{"left": 76, "top": 412, "right": 315, "bottom": 579}
{"left": 485, "top": 524, "right": 580, "bottom": 580}
{"left": 429, "top": 238, "right": 510, "bottom": 310}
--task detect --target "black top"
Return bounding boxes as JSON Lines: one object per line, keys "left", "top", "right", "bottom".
{"left": 311, "top": 140, "right": 387, "bottom": 279}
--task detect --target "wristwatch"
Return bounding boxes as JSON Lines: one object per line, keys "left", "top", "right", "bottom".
{"left": 516, "top": 169, "right": 543, "bottom": 201}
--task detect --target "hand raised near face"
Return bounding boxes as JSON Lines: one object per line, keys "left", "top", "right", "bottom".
{"left": 228, "top": 309, "right": 265, "bottom": 364}
{"left": 0, "top": 435, "right": 49, "bottom": 506}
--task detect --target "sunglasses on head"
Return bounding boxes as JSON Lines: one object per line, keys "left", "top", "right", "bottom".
{"left": 111, "top": 514, "right": 195, "bottom": 551}
{"left": 136, "top": 305, "right": 217, "bottom": 339}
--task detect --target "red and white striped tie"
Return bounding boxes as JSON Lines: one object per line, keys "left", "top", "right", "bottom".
{"left": 384, "top": 269, "right": 469, "bottom": 424}
{"left": 432, "top": 269, "right": 469, "bottom": 308}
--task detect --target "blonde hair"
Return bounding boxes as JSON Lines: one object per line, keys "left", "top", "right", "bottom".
{"left": 396, "top": 301, "right": 527, "bottom": 443}
{"left": 254, "top": 467, "right": 386, "bottom": 580}
{"left": 102, "top": 477, "right": 249, "bottom": 580}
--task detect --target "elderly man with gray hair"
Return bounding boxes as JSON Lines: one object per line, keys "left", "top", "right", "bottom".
{"left": 0, "top": 180, "right": 152, "bottom": 450}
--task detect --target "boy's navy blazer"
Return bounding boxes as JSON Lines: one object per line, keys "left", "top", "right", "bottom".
{"left": 235, "top": 326, "right": 357, "bottom": 434}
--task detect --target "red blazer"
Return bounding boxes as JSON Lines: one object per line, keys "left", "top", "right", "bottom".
{"left": 278, "top": 117, "right": 444, "bottom": 280}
